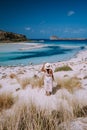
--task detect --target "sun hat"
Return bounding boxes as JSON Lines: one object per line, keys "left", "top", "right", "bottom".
{"left": 45, "top": 63, "right": 52, "bottom": 69}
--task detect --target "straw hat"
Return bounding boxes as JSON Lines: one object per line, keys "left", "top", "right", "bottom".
{"left": 45, "top": 63, "right": 52, "bottom": 69}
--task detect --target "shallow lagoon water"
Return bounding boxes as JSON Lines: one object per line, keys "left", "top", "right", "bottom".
{"left": 0, "top": 40, "right": 87, "bottom": 66}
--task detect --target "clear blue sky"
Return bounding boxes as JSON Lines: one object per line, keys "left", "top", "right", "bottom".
{"left": 0, "top": 0, "right": 87, "bottom": 39}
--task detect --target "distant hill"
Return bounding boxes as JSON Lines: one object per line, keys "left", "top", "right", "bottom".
{"left": 0, "top": 30, "right": 29, "bottom": 42}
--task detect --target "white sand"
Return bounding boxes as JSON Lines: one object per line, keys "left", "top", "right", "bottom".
{"left": 0, "top": 50, "right": 87, "bottom": 115}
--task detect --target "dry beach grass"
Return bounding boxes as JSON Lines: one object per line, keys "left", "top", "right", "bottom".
{"left": 0, "top": 92, "right": 14, "bottom": 111}
{"left": 55, "top": 76, "right": 81, "bottom": 93}
{"left": 0, "top": 50, "right": 87, "bottom": 130}
{"left": 0, "top": 99, "right": 87, "bottom": 130}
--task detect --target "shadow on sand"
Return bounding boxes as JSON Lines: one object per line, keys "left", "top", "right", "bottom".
{"left": 52, "top": 84, "right": 61, "bottom": 95}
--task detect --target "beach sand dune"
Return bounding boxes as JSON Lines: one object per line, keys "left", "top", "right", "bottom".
{"left": 0, "top": 50, "right": 87, "bottom": 129}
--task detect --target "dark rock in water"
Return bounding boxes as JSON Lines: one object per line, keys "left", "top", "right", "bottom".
{"left": 50, "top": 36, "right": 59, "bottom": 40}
{"left": 0, "top": 30, "right": 28, "bottom": 42}
{"left": 80, "top": 46, "right": 85, "bottom": 49}
{"left": 50, "top": 35, "right": 87, "bottom": 41}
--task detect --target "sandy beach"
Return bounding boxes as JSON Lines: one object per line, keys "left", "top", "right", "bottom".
{"left": 0, "top": 42, "right": 47, "bottom": 50}
{"left": 15, "top": 42, "right": 47, "bottom": 50}
{"left": 0, "top": 49, "right": 87, "bottom": 129}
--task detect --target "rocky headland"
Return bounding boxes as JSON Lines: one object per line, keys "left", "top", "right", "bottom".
{"left": 0, "top": 30, "right": 28, "bottom": 42}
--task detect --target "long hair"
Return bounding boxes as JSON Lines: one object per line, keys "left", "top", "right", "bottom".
{"left": 46, "top": 69, "right": 50, "bottom": 74}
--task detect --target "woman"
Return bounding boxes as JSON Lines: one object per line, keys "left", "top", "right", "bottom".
{"left": 41, "top": 63, "right": 54, "bottom": 96}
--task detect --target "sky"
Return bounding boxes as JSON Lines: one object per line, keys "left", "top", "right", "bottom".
{"left": 0, "top": 0, "right": 87, "bottom": 39}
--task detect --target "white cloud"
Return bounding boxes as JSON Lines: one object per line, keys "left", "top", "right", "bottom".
{"left": 25, "top": 27, "right": 31, "bottom": 31}
{"left": 67, "top": 11, "right": 75, "bottom": 16}
{"left": 63, "top": 28, "right": 87, "bottom": 34}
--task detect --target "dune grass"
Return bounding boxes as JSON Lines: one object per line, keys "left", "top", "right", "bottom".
{"left": 10, "top": 73, "right": 81, "bottom": 92}
{"left": 9, "top": 73, "right": 16, "bottom": 79}
{"left": 16, "top": 74, "right": 44, "bottom": 89}
{"left": 0, "top": 93, "right": 14, "bottom": 111}
{"left": 54, "top": 65, "right": 72, "bottom": 72}
{"left": 83, "top": 75, "right": 87, "bottom": 79}
{"left": 74, "top": 105, "right": 87, "bottom": 118}
{"left": 0, "top": 84, "right": 2, "bottom": 88}
{"left": 19, "top": 78, "right": 31, "bottom": 89}
{"left": 10, "top": 73, "right": 44, "bottom": 89}
{"left": 0, "top": 103, "right": 72, "bottom": 130}
{"left": 0, "top": 75, "right": 86, "bottom": 130}
{"left": 55, "top": 76, "right": 81, "bottom": 93}
{"left": 0, "top": 101, "right": 87, "bottom": 130}
{"left": 29, "top": 74, "right": 44, "bottom": 88}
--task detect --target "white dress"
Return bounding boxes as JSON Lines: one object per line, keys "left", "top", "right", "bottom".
{"left": 44, "top": 72, "right": 53, "bottom": 92}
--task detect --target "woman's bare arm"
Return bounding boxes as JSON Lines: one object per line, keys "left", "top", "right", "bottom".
{"left": 41, "top": 64, "right": 46, "bottom": 72}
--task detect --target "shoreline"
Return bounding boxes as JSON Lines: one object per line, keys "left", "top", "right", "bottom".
{"left": 0, "top": 41, "right": 85, "bottom": 50}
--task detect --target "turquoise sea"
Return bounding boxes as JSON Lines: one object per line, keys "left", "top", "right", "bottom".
{"left": 0, "top": 40, "right": 87, "bottom": 66}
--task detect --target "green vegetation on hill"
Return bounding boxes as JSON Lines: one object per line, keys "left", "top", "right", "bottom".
{"left": 0, "top": 30, "right": 29, "bottom": 42}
